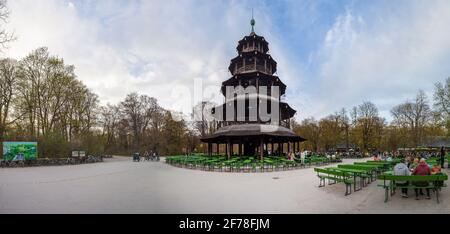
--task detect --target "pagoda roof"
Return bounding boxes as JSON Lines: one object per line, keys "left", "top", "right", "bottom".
{"left": 201, "top": 124, "right": 306, "bottom": 143}
{"left": 280, "top": 102, "right": 296, "bottom": 119}
{"left": 239, "top": 34, "right": 267, "bottom": 43}
{"left": 231, "top": 51, "right": 276, "bottom": 62}
{"left": 211, "top": 100, "right": 296, "bottom": 121}
{"left": 221, "top": 72, "right": 286, "bottom": 95}
{"left": 236, "top": 34, "right": 269, "bottom": 53}
{"left": 228, "top": 52, "right": 277, "bottom": 74}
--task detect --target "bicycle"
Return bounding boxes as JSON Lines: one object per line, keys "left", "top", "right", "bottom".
{"left": 66, "top": 157, "right": 77, "bottom": 165}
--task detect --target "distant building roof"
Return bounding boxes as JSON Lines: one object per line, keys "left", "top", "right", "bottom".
{"left": 335, "top": 142, "right": 358, "bottom": 149}
{"left": 419, "top": 136, "right": 450, "bottom": 148}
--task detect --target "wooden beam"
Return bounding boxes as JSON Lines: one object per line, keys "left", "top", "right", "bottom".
{"left": 260, "top": 137, "right": 264, "bottom": 160}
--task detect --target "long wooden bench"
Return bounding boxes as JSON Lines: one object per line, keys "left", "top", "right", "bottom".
{"left": 377, "top": 172, "right": 448, "bottom": 203}
{"left": 314, "top": 168, "right": 355, "bottom": 195}
{"left": 354, "top": 162, "right": 388, "bottom": 171}
{"left": 338, "top": 164, "right": 377, "bottom": 183}
{"left": 328, "top": 167, "right": 371, "bottom": 191}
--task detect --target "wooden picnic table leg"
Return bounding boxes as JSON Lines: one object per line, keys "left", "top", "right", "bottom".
{"left": 436, "top": 188, "right": 440, "bottom": 204}
{"left": 390, "top": 181, "right": 395, "bottom": 196}
{"left": 319, "top": 177, "right": 325, "bottom": 187}
{"left": 345, "top": 183, "right": 351, "bottom": 196}
{"left": 354, "top": 173, "right": 362, "bottom": 192}
{"left": 385, "top": 187, "right": 389, "bottom": 203}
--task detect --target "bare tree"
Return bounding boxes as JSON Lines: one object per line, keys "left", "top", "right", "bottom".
{"left": 293, "top": 117, "right": 320, "bottom": 151}
{"left": 339, "top": 108, "right": 350, "bottom": 151}
{"left": 391, "top": 90, "right": 431, "bottom": 147}
{"left": 0, "top": 58, "right": 18, "bottom": 141}
{"left": 318, "top": 114, "right": 342, "bottom": 151}
{"left": 434, "top": 77, "right": 450, "bottom": 133}
{"left": 16, "top": 47, "right": 50, "bottom": 137}
{"left": 99, "top": 104, "right": 121, "bottom": 153}
{"left": 356, "top": 101, "right": 381, "bottom": 153}
{"left": 192, "top": 101, "right": 217, "bottom": 137}
{"left": 0, "top": 0, "right": 16, "bottom": 50}
{"left": 434, "top": 78, "right": 450, "bottom": 115}
{"left": 120, "top": 93, "right": 160, "bottom": 150}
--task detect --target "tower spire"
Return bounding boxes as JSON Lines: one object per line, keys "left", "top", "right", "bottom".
{"left": 250, "top": 8, "right": 255, "bottom": 34}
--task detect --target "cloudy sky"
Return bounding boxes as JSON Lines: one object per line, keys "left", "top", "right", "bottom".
{"left": 3, "top": 0, "right": 450, "bottom": 122}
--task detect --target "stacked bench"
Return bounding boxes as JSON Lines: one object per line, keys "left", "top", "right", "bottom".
{"left": 166, "top": 155, "right": 339, "bottom": 172}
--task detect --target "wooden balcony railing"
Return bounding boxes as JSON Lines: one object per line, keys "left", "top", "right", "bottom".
{"left": 235, "top": 65, "right": 272, "bottom": 75}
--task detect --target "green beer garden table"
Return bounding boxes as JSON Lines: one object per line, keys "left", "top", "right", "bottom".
{"left": 327, "top": 167, "right": 368, "bottom": 192}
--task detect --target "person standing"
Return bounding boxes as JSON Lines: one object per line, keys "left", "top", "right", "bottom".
{"left": 300, "top": 151, "right": 305, "bottom": 165}
{"left": 154, "top": 151, "right": 160, "bottom": 161}
{"left": 144, "top": 150, "right": 149, "bottom": 161}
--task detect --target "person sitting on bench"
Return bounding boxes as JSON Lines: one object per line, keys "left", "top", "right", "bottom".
{"left": 393, "top": 158, "right": 410, "bottom": 198}
{"left": 412, "top": 159, "right": 431, "bottom": 200}
{"left": 431, "top": 164, "right": 442, "bottom": 175}
{"left": 373, "top": 154, "right": 381, "bottom": 161}
{"left": 409, "top": 157, "right": 419, "bottom": 172}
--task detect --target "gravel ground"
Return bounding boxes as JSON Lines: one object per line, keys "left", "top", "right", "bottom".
{"left": 0, "top": 156, "right": 449, "bottom": 214}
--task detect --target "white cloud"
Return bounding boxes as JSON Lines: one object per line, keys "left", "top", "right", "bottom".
{"left": 3, "top": 0, "right": 450, "bottom": 124}
{"left": 302, "top": 1, "right": 450, "bottom": 121}
{"left": 3, "top": 0, "right": 265, "bottom": 113}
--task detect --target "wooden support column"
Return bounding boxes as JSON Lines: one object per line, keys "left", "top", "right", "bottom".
{"left": 225, "top": 143, "right": 230, "bottom": 159}
{"left": 256, "top": 77, "right": 260, "bottom": 123}
{"left": 238, "top": 143, "right": 242, "bottom": 156}
{"left": 264, "top": 60, "right": 267, "bottom": 73}
{"left": 260, "top": 137, "right": 264, "bottom": 160}
{"left": 279, "top": 142, "right": 282, "bottom": 156}
{"left": 208, "top": 143, "right": 212, "bottom": 157}
{"left": 216, "top": 143, "right": 220, "bottom": 155}
{"left": 231, "top": 143, "right": 234, "bottom": 156}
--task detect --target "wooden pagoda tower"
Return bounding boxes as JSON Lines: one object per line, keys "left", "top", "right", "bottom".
{"left": 201, "top": 16, "right": 306, "bottom": 159}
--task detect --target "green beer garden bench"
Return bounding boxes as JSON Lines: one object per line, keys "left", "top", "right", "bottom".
{"left": 327, "top": 167, "right": 370, "bottom": 191}
{"left": 354, "top": 162, "right": 388, "bottom": 171}
{"left": 377, "top": 172, "right": 448, "bottom": 203}
{"left": 338, "top": 164, "right": 377, "bottom": 183}
{"left": 314, "top": 168, "right": 355, "bottom": 195}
